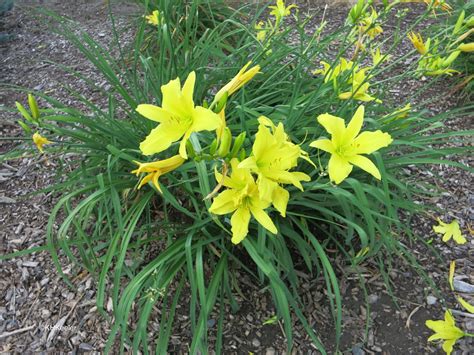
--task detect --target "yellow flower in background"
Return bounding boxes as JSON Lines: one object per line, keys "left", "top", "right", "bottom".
{"left": 426, "top": 311, "right": 465, "bottom": 355}
{"left": 137, "top": 71, "right": 221, "bottom": 159}
{"left": 313, "top": 58, "right": 354, "bottom": 83}
{"left": 239, "top": 117, "right": 311, "bottom": 216}
{"left": 458, "top": 43, "right": 474, "bottom": 52}
{"left": 371, "top": 48, "right": 392, "bottom": 67}
{"left": 209, "top": 159, "right": 277, "bottom": 244}
{"left": 339, "top": 68, "right": 380, "bottom": 102}
{"left": 214, "top": 61, "right": 261, "bottom": 104}
{"left": 401, "top": 0, "right": 452, "bottom": 13}
{"left": 310, "top": 105, "right": 392, "bottom": 184}
{"left": 145, "top": 10, "right": 161, "bottom": 26}
{"left": 457, "top": 297, "right": 474, "bottom": 314}
{"left": 359, "top": 8, "right": 383, "bottom": 39}
{"left": 433, "top": 218, "right": 466, "bottom": 244}
{"left": 391, "top": 103, "right": 411, "bottom": 119}
{"left": 269, "top": 0, "right": 297, "bottom": 24}
{"left": 131, "top": 155, "right": 185, "bottom": 192}
{"left": 255, "top": 21, "right": 268, "bottom": 42}
{"left": 408, "top": 32, "right": 429, "bottom": 55}
{"left": 32, "top": 132, "right": 52, "bottom": 153}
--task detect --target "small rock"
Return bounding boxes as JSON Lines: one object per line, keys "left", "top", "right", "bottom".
{"left": 453, "top": 280, "right": 474, "bottom": 293}
{"left": 41, "top": 309, "right": 51, "bottom": 319}
{"left": 22, "top": 261, "right": 39, "bottom": 268}
{"left": 0, "top": 196, "right": 16, "bottom": 204}
{"left": 368, "top": 294, "right": 379, "bottom": 304}
{"left": 207, "top": 319, "right": 216, "bottom": 328}
{"left": 252, "top": 338, "right": 261, "bottom": 347}
{"left": 426, "top": 295, "right": 437, "bottom": 305}
{"left": 40, "top": 277, "right": 50, "bottom": 286}
{"left": 79, "top": 343, "right": 94, "bottom": 351}
{"left": 265, "top": 348, "right": 276, "bottom": 355}
{"left": 352, "top": 344, "right": 365, "bottom": 355}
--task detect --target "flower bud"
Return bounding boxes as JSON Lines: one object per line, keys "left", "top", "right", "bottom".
{"left": 229, "top": 131, "right": 246, "bottom": 158}
{"left": 16, "top": 101, "right": 33, "bottom": 123}
{"left": 18, "top": 120, "right": 31, "bottom": 134}
{"left": 217, "top": 127, "right": 232, "bottom": 158}
{"left": 458, "top": 43, "right": 474, "bottom": 52}
{"left": 28, "top": 94, "right": 40, "bottom": 121}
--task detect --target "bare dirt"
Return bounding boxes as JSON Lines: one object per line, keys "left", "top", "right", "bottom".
{"left": 1, "top": 0, "right": 473, "bottom": 354}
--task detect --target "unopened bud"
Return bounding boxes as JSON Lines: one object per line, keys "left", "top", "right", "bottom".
{"left": 217, "top": 127, "right": 232, "bottom": 157}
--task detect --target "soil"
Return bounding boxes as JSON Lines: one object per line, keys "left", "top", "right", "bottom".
{"left": 1, "top": 0, "right": 473, "bottom": 354}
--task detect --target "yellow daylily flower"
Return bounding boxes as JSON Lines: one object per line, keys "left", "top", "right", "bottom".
{"left": 137, "top": 71, "right": 221, "bottom": 159}
{"left": 433, "top": 218, "right": 466, "bottom": 244}
{"left": 310, "top": 105, "right": 392, "bottom": 184}
{"left": 238, "top": 117, "right": 311, "bottom": 216}
{"left": 209, "top": 159, "right": 277, "bottom": 244}
{"left": 339, "top": 68, "right": 380, "bottom": 102}
{"left": 214, "top": 61, "right": 261, "bottom": 104}
{"left": 459, "top": 43, "right": 474, "bottom": 52}
{"left": 255, "top": 21, "right": 268, "bottom": 42}
{"left": 313, "top": 58, "right": 354, "bottom": 83}
{"left": 268, "top": 0, "right": 297, "bottom": 24}
{"left": 371, "top": 48, "right": 392, "bottom": 67}
{"left": 32, "top": 132, "right": 52, "bottom": 153}
{"left": 359, "top": 8, "right": 383, "bottom": 39}
{"left": 131, "top": 155, "right": 185, "bottom": 192}
{"left": 401, "top": 0, "right": 452, "bottom": 13}
{"left": 145, "top": 10, "right": 161, "bottom": 26}
{"left": 408, "top": 32, "right": 429, "bottom": 55}
{"left": 426, "top": 311, "right": 465, "bottom": 355}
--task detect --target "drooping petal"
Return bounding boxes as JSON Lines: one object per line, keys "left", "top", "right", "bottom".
{"left": 347, "top": 155, "right": 382, "bottom": 180}
{"left": 272, "top": 185, "right": 289, "bottom": 217}
{"left": 310, "top": 139, "right": 334, "bottom": 153}
{"left": 231, "top": 207, "right": 251, "bottom": 244}
{"left": 351, "top": 130, "right": 393, "bottom": 155}
{"left": 250, "top": 206, "right": 278, "bottom": 234}
{"left": 442, "top": 339, "right": 456, "bottom": 355}
{"left": 179, "top": 130, "right": 192, "bottom": 159}
{"left": 457, "top": 297, "right": 474, "bottom": 314}
{"left": 136, "top": 104, "right": 172, "bottom": 123}
{"left": 191, "top": 106, "right": 221, "bottom": 132}
{"left": 209, "top": 190, "right": 239, "bottom": 215}
{"left": 345, "top": 105, "right": 364, "bottom": 142}
{"left": 327, "top": 154, "right": 352, "bottom": 184}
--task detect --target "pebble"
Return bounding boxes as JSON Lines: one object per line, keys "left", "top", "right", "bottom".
{"left": 352, "top": 344, "right": 365, "bottom": 355}
{"left": 426, "top": 295, "right": 437, "bottom": 305}
{"left": 252, "top": 338, "right": 261, "bottom": 347}
{"left": 22, "top": 261, "right": 39, "bottom": 267}
{"left": 453, "top": 280, "right": 474, "bottom": 293}
{"left": 368, "top": 294, "right": 379, "bottom": 304}
{"left": 41, "top": 309, "right": 51, "bottom": 319}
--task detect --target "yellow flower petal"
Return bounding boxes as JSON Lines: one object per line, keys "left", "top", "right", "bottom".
{"left": 309, "top": 139, "right": 334, "bottom": 153}
{"left": 272, "top": 185, "right": 289, "bottom": 217}
{"left": 191, "top": 106, "right": 222, "bottom": 132}
{"left": 317, "top": 113, "right": 346, "bottom": 146}
{"left": 457, "top": 297, "right": 474, "bottom": 314}
{"left": 250, "top": 206, "right": 277, "bottom": 235}
{"left": 351, "top": 131, "right": 393, "bottom": 155}
{"left": 449, "top": 261, "right": 455, "bottom": 291}
{"left": 328, "top": 154, "right": 352, "bottom": 184}
{"left": 231, "top": 207, "right": 251, "bottom": 244}
{"left": 347, "top": 155, "right": 381, "bottom": 180}
{"left": 136, "top": 104, "right": 172, "bottom": 123}
{"left": 209, "top": 190, "right": 239, "bottom": 215}
{"left": 345, "top": 105, "right": 365, "bottom": 142}
{"left": 139, "top": 124, "right": 184, "bottom": 156}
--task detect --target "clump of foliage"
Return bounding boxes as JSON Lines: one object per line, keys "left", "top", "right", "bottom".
{"left": 3, "top": 0, "right": 473, "bottom": 353}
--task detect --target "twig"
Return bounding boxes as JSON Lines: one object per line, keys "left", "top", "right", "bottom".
{"left": 0, "top": 325, "right": 35, "bottom": 340}
{"left": 405, "top": 305, "right": 422, "bottom": 329}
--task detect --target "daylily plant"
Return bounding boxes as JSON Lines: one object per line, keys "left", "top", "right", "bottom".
{"left": 310, "top": 105, "right": 392, "bottom": 184}
{"left": 137, "top": 71, "right": 221, "bottom": 159}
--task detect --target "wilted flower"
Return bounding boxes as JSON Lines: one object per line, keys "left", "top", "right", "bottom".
{"left": 32, "top": 132, "right": 52, "bottom": 153}
{"left": 145, "top": 10, "right": 161, "bottom": 26}
{"left": 132, "top": 155, "right": 185, "bottom": 192}
{"left": 214, "top": 61, "right": 261, "bottom": 104}
{"left": 310, "top": 105, "right": 392, "bottom": 184}
{"left": 408, "top": 32, "right": 429, "bottom": 55}
{"left": 433, "top": 218, "right": 466, "bottom": 244}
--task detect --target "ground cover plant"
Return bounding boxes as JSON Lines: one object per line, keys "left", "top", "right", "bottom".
{"left": 2, "top": 0, "right": 473, "bottom": 353}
